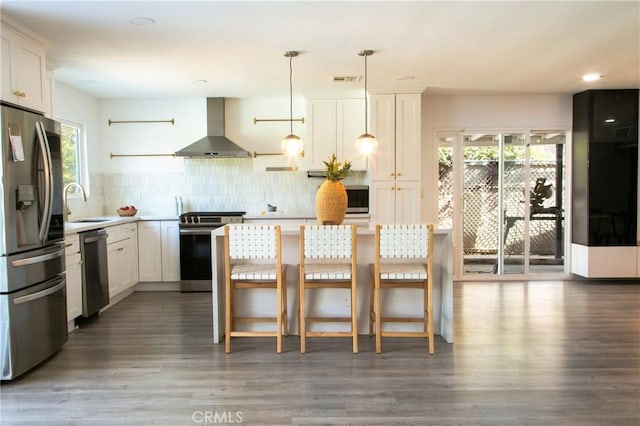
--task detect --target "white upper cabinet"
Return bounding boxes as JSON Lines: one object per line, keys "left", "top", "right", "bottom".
{"left": 369, "top": 93, "right": 422, "bottom": 224}
{"left": 1, "top": 25, "right": 46, "bottom": 113}
{"left": 369, "top": 94, "right": 421, "bottom": 181}
{"left": 307, "top": 98, "right": 368, "bottom": 171}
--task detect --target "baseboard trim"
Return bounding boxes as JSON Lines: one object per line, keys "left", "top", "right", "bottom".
{"left": 135, "top": 281, "right": 181, "bottom": 292}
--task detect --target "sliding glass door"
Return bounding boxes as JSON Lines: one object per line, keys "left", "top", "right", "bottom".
{"left": 438, "top": 130, "right": 567, "bottom": 278}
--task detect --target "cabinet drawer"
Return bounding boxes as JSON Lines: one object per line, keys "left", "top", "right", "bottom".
{"left": 107, "top": 224, "right": 131, "bottom": 244}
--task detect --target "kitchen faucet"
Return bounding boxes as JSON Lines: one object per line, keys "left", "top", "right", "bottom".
{"left": 63, "top": 182, "right": 87, "bottom": 221}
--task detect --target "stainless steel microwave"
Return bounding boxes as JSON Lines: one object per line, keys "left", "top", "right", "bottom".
{"left": 345, "top": 185, "right": 369, "bottom": 213}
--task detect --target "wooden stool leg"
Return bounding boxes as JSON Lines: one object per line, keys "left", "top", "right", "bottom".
{"left": 351, "top": 277, "right": 358, "bottom": 354}
{"left": 282, "top": 272, "right": 289, "bottom": 337}
{"left": 276, "top": 278, "right": 283, "bottom": 354}
{"left": 300, "top": 280, "right": 306, "bottom": 354}
{"left": 229, "top": 281, "right": 236, "bottom": 331}
{"left": 423, "top": 279, "right": 429, "bottom": 348}
{"left": 375, "top": 278, "right": 382, "bottom": 354}
{"left": 368, "top": 278, "right": 375, "bottom": 337}
{"left": 428, "top": 278, "right": 434, "bottom": 355}
{"left": 225, "top": 277, "right": 232, "bottom": 354}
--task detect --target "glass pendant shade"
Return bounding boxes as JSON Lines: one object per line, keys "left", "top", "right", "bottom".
{"left": 356, "top": 132, "right": 378, "bottom": 156}
{"left": 282, "top": 133, "right": 304, "bottom": 157}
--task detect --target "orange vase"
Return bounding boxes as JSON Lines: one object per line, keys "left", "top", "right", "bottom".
{"left": 315, "top": 179, "right": 348, "bottom": 225}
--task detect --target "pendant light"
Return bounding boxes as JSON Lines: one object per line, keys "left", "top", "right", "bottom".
{"left": 282, "top": 51, "right": 303, "bottom": 157}
{"left": 356, "top": 49, "right": 377, "bottom": 156}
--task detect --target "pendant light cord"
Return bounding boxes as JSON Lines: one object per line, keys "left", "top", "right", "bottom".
{"left": 289, "top": 55, "right": 293, "bottom": 135}
{"left": 364, "top": 54, "right": 368, "bottom": 133}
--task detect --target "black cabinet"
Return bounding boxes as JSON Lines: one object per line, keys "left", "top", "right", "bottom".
{"left": 572, "top": 89, "right": 638, "bottom": 247}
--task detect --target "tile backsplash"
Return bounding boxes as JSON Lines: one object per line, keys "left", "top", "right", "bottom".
{"left": 67, "top": 159, "right": 368, "bottom": 219}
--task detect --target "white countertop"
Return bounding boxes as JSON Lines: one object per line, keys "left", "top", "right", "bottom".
{"left": 64, "top": 216, "right": 139, "bottom": 234}
{"left": 64, "top": 215, "right": 180, "bottom": 235}
{"left": 244, "top": 213, "right": 371, "bottom": 220}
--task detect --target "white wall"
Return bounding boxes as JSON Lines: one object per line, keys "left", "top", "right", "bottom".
{"left": 54, "top": 82, "right": 103, "bottom": 217}
{"left": 53, "top": 93, "right": 363, "bottom": 217}
{"left": 54, "top": 82, "right": 100, "bottom": 182}
{"left": 97, "top": 98, "right": 204, "bottom": 173}
{"left": 421, "top": 93, "right": 573, "bottom": 222}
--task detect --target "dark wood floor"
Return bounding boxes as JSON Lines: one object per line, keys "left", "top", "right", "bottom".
{"left": 1, "top": 280, "right": 639, "bottom": 425}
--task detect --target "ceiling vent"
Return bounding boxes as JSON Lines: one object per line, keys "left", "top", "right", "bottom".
{"left": 331, "top": 75, "right": 361, "bottom": 82}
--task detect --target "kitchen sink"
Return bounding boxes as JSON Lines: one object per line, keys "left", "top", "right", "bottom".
{"left": 69, "top": 219, "right": 110, "bottom": 223}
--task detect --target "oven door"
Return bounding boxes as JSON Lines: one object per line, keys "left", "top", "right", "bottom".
{"left": 179, "top": 228, "right": 216, "bottom": 292}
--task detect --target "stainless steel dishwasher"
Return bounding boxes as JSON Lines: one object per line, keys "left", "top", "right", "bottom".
{"left": 79, "top": 229, "right": 109, "bottom": 317}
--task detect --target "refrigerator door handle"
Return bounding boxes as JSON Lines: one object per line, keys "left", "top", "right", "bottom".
{"left": 35, "top": 121, "right": 53, "bottom": 244}
{"left": 13, "top": 277, "right": 66, "bottom": 305}
{"left": 11, "top": 245, "right": 65, "bottom": 267}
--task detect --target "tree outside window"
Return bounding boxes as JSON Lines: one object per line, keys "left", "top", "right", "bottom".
{"left": 61, "top": 122, "right": 82, "bottom": 192}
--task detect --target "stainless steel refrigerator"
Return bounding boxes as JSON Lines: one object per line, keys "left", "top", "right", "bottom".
{"left": 0, "top": 102, "right": 67, "bottom": 380}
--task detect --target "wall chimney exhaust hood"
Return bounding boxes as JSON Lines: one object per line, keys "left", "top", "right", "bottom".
{"left": 174, "top": 98, "right": 252, "bottom": 158}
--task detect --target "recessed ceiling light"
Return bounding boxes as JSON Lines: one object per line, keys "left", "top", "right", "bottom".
{"left": 605, "top": 117, "right": 616, "bottom": 123}
{"left": 191, "top": 79, "right": 208, "bottom": 85}
{"left": 582, "top": 73, "right": 601, "bottom": 82}
{"left": 129, "top": 17, "right": 156, "bottom": 26}
{"left": 397, "top": 75, "right": 415, "bottom": 81}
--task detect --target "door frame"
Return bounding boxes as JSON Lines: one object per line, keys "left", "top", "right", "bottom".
{"left": 436, "top": 128, "right": 573, "bottom": 281}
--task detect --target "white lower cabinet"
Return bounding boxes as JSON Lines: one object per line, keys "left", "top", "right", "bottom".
{"left": 64, "top": 234, "right": 82, "bottom": 321}
{"left": 138, "top": 220, "right": 180, "bottom": 282}
{"left": 161, "top": 221, "right": 181, "bottom": 281}
{"left": 571, "top": 244, "right": 637, "bottom": 278}
{"left": 106, "top": 223, "right": 138, "bottom": 298}
{"left": 370, "top": 180, "right": 421, "bottom": 224}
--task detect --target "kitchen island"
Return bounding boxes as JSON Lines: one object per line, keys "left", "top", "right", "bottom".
{"left": 211, "top": 225, "right": 454, "bottom": 346}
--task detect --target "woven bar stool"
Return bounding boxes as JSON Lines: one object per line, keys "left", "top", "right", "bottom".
{"left": 299, "top": 224, "right": 358, "bottom": 354}
{"left": 369, "top": 223, "right": 434, "bottom": 354}
{"left": 224, "top": 224, "right": 288, "bottom": 353}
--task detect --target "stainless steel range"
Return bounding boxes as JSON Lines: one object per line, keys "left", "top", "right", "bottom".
{"left": 178, "top": 211, "right": 244, "bottom": 292}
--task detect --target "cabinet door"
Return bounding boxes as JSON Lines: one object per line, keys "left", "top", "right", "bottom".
{"left": 337, "top": 99, "right": 367, "bottom": 170}
{"left": 137, "top": 221, "right": 162, "bottom": 282}
{"left": 14, "top": 34, "right": 46, "bottom": 112}
{"left": 161, "top": 221, "right": 181, "bottom": 281}
{"left": 123, "top": 225, "right": 138, "bottom": 288}
{"left": 0, "top": 28, "right": 46, "bottom": 112}
{"left": 65, "top": 252, "right": 82, "bottom": 320}
{"left": 370, "top": 181, "right": 397, "bottom": 224}
{"left": 107, "top": 241, "right": 126, "bottom": 296}
{"left": 1, "top": 31, "right": 15, "bottom": 104}
{"left": 395, "top": 180, "right": 421, "bottom": 224}
{"left": 369, "top": 94, "right": 396, "bottom": 180}
{"left": 395, "top": 94, "right": 421, "bottom": 181}
{"left": 307, "top": 99, "right": 337, "bottom": 170}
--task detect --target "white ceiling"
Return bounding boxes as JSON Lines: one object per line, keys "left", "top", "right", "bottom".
{"left": 2, "top": 1, "right": 639, "bottom": 99}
